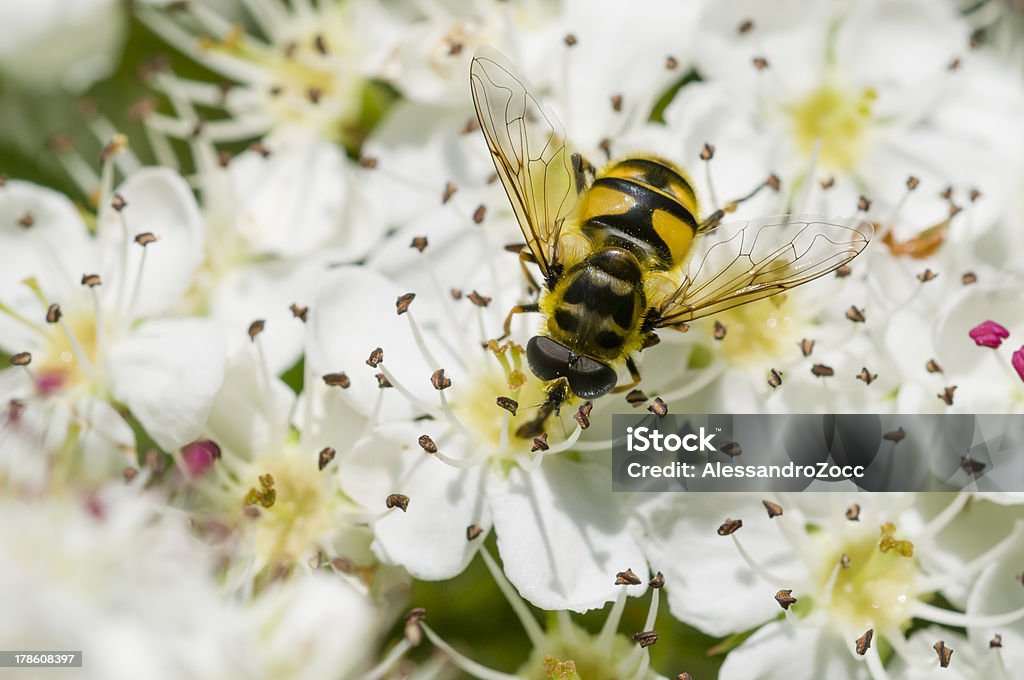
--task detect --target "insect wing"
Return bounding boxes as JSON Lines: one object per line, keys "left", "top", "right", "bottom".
{"left": 656, "top": 214, "right": 872, "bottom": 324}
{"left": 470, "top": 46, "right": 584, "bottom": 277}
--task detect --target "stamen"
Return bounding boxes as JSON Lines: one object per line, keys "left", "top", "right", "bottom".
{"left": 864, "top": 641, "right": 891, "bottom": 680}
{"left": 421, "top": 622, "right": 519, "bottom": 680}
{"left": 911, "top": 600, "right": 1024, "bottom": 628}
{"left": 363, "top": 639, "right": 413, "bottom": 680}
{"left": 915, "top": 520, "right": 1024, "bottom": 593}
{"left": 375, "top": 364, "right": 435, "bottom": 415}
{"left": 728, "top": 533, "right": 793, "bottom": 585}
{"left": 917, "top": 493, "right": 970, "bottom": 542}
{"left": 597, "top": 586, "right": 630, "bottom": 649}
{"left": 701, "top": 142, "right": 720, "bottom": 212}
{"left": 480, "top": 548, "right": 545, "bottom": 646}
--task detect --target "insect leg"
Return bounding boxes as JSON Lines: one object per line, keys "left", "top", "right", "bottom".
{"left": 497, "top": 302, "right": 541, "bottom": 341}
{"left": 611, "top": 355, "right": 642, "bottom": 393}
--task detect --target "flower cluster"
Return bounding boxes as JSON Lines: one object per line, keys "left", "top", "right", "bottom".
{"left": 3, "top": 0, "right": 1024, "bottom": 677}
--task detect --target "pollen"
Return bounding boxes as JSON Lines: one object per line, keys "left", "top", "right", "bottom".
{"left": 714, "top": 296, "right": 804, "bottom": 366}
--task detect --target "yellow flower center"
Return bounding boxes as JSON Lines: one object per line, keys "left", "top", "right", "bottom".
{"left": 813, "top": 523, "right": 918, "bottom": 632}
{"left": 714, "top": 296, "right": 803, "bottom": 367}
{"left": 789, "top": 83, "right": 876, "bottom": 171}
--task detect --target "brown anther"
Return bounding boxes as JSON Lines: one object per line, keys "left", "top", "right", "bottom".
{"left": 718, "top": 518, "right": 743, "bottom": 536}
{"left": 933, "top": 640, "right": 953, "bottom": 668}
{"left": 122, "top": 467, "right": 138, "bottom": 483}
{"left": 440, "top": 181, "right": 458, "bottom": 204}
{"left": 762, "top": 500, "right": 783, "bottom": 518}
{"left": 450, "top": 288, "right": 463, "bottom": 300}
{"left": 306, "top": 87, "right": 322, "bottom": 104}
{"left": 288, "top": 303, "right": 308, "bottom": 322}
{"left": 375, "top": 373, "right": 392, "bottom": 388}
{"left": 665, "top": 55, "right": 679, "bottom": 70}
{"left": 217, "top": 151, "right": 233, "bottom": 168}
{"left": 461, "top": 118, "right": 480, "bottom": 134}
{"left": 250, "top": 142, "right": 271, "bottom": 157}
{"left": 599, "top": 138, "right": 613, "bottom": 159}
{"left": 633, "top": 631, "right": 658, "bottom": 648}
{"left": 447, "top": 41, "right": 463, "bottom": 56}
{"left": 917, "top": 269, "right": 938, "bottom": 283}
{"left": 418, "top": 435, "right": 438, "bottom": 454}
{"left": 883, "top": 427, "right": 906, "bottom": 443}
{"left": 713, "top": 320, "right": 727, "bottom": 340}
{"left": 676, "top": 675, "right": 694, "bottom": 680}
{"left": 798, "top": 338, "right": 815, "bottom": 357}
{"left": 331, "top": 556, "right": 354, "bottom": 573}
{"left": 466, "top": 524, "right": 483, "bottom": 541}
{"left": 531, "top": 433, "right": 549, "bottom": 452}
{"left": 496, "top": 396, "right": 518, "bottom": 416}
{"left": 938, "top": 385, "right": 957, "bottom": 406}
{"left": 626, "top": 389, "right": 648, "bottom": 406}
{"left": 845, "top": 503, "right": 861, "bottom": 521}
{"left": 840, "top": 553, "right": 851, "bottom": 568}
{"left": 857, "top": 195, "right": 872, "bottom": 212}
{"left": 902, "top": 177, "right": 920, "bottom": 194}
{"left": 649, "top": 571, "right": 665, "bottom": 588}
{"left": 313, "top": 33, "right": 328, "bottom": 55}
{"left": 359, "top": 155, "right": 378, "bottom": 169}
{"left": 247, "top": 319, "right": 265, "bottom": 341}
{"left": 648, "top": 397, "right": 668, "bottom": 418}
{"left": 128, "top": 96, "right": 157, "bottom": 120}
{"left": 699, "top": 143, "right": 715, "bottom": 161}
{"left": 835, "top": 264, "right": 852, "bottom": 278}
{"left": 961, "top": 272, "right": 977, "bottom": 285}
{"left": 564, "top": 33, "right": 578, "bottom": 46}
{"left": 970, "top": 30, "right": 984, "bottom": 48}
{"left": 846, "top": 306, "right": 866, "bottom": 323}
{"left": 322, "top": 372, "right": 351, "bottom": 389}
{"left": 467, "top": 290, "right": 491, "bottom": 307}
{"left": 990, "top": 634, "right": 1002, "bottom": 648}
{"left": 940, "top": 186, "right": 954, "bottom": 200}
{"left": 720, "top": 441, "right": 742, "bottom": 457}
{"left": 408, "top": 237, "right": 429, "bottom": 255}
{"left": 431, "top": 369, "right": 451, "bottom": 390}
{"left": 318, "top": 447, "right": 336, "bottom": 471}
{"left": 9, "top": 352, "right": 31, "bottom": 366}
{"left": 395, "top": 293, "right": 415, "bottom": 315}
{"left": 615, "top": 568, "right": 642, "bottom": 585}
{"left": 767, "top": 368, "right": 783, "bottom": 389}
{"left": 856, "top": 629, "right": 874, "bottom": 655}
{"left": 100, "top": 135, "right": 128, "bottom": 162}
{"left": 774, "top": 589, "right": 797, "bottom": 610}
{"left": 472, "top": 204, "right": 486, "bottom": 224}
{"left": 366, "top": 347, "right": 384, "bottom": 367}
{"left": 926, "top": 359, "right": 943, "bottom": 373}
{"left": 132, "top": 232, "right": 158, "bottom": 248}
{"left": 81, "top": 273, "right": 101, "bottom": 287}
{"left": 960, "top": 456, "right": 985, "bottom": 474}
{"left": 486, "top": 171, "right": 498, "bottom": 185}
{"left": 46, "top": 304, "right": 62, "bottom": 324}
{"left": 386, "top": 494, "right": 410, "bottom": 512}
{"left": 948, "top": 57, "right": 961, "bottom": 71}
{"left": 969, "top": 187, "right": 982, "bottom": 202}
{"left": 766, "top": 173, "right": 781, "bottom": 191}
{"left": 811, "top": 363, "right": 834, "bottom": 378}
{"left": 820, "top": 175, "right": 835, "bottom": 189}
{"left": 404, "top": 607, "right": 426, "bottom": 646}
{"left": 574, "top": 402, "right": 593, "bottom": 429}
{"left": 738, "top": 19, "right": 754, "bottom": 33}
{"left": 610, "top": 93, "right": 624, "bottom": 112}
{"left": 108, "top": 193, "right": 128, "bottom": 212}
{"left": 752, "top": 56, "right": 769, "bottom": 70}
{"left": 856, "top": 367, "right": 877, "bottom": 385}
{"left": 949, "top": 203, "right": 962, "bottom": 217}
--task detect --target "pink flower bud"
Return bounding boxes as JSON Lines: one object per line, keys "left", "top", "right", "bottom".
{"left": 1013, "top": 346, "right": 1024, "bottom": 384}
{"left": 181, "top": 439, "right": 221, "bottom": 478}
{"left": 969, "top": 320, "right": 1009, "bottom": 348}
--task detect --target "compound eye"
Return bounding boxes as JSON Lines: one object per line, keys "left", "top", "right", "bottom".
{"left": 526, "top": 336, "right": 619, "bottom": 398}
{"left": 526, "top": 336, "right": 573, "bottom": 381}
{"left": 566, "top": 355, "right": 618, "bottom": 399}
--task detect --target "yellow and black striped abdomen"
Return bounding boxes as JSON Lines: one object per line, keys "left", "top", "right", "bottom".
{"left": 576, "top": 157, "right": 701, "bottom": 270}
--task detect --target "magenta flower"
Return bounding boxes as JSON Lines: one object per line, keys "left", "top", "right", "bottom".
{"left": 181, "top": 439, "right": 221, "bottom": 478}
{"left": 1013, "top": 346, "right": 1024, "bottom": 383}
{"left": 969, "top": 320, "right": 1010, "bottom": 348}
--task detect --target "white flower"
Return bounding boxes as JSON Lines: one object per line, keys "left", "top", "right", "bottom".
{"left": 0, "top": 0, "right": 126, "bottom": 92}
{"left": 0, "top": 168, "right": 225, "bottom": 484}
{"left": 630, "top": 493, "right": 1024, "bottom": 679}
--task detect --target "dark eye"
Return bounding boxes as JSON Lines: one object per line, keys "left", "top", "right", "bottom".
{"left": 526, "top": 336, "right": 618, "bottom": 399}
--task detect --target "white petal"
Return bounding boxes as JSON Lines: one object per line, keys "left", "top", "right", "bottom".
{"left": 719, "top": 619, "right": 863, "bottom": 680}
{"left": 490, "top": 455, "right": 646, "bottom": 612}
{"left": 108, "top": 318, "right": 226, "bottom": 451}
{"left": 340, "top": 423, "right": 489, "bottom": 580}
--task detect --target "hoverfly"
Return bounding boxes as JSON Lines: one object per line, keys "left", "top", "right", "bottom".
{"left": 469, "top": 47, "right": 872, "bottom": 436}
